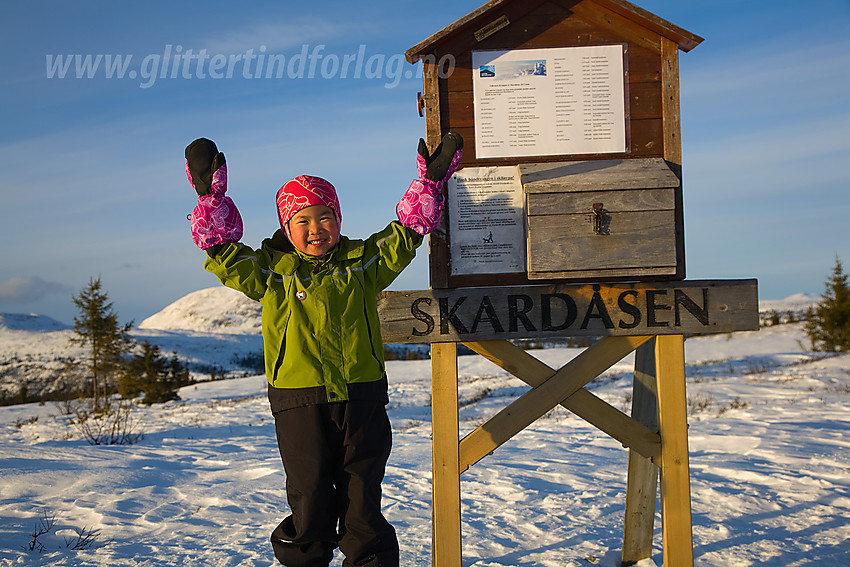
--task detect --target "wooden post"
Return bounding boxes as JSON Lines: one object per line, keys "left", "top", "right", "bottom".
{"left": 655, "top": 334, "right": 694, "bottom": 566}
{"left": 422, "top": 56, "right": 451, "bottom": 290}
{"left": 430, "top": 342, "right": 461, "bottom": 567}
{"left": 622, "top": 338, "right": 660, "bottom": 566}
{"left": 661, "top": 37, "right": 682, "bottom": 166}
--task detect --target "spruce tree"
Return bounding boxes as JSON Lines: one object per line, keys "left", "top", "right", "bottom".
{"left": 805, "top": 256, "right": 850, "bottom": 352}
{"left": 70, "top": 276, "right": 133, "bottom": 410}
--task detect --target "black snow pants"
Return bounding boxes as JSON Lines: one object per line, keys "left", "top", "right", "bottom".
{"left": 270, "top": 400, "right": 399, "bottom": 567}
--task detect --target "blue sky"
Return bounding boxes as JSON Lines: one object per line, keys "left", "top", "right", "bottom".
{"left": 1, "top": 0, "right": 848, "bottom": 326}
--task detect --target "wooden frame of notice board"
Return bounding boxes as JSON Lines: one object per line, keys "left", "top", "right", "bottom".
{"left": 406, "top": 0, "right": 703, "bottom": 290}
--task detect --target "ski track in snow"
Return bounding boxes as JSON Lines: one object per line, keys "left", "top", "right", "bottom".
{"left": 1, "top": 322, "right": 850, "bottom": 566}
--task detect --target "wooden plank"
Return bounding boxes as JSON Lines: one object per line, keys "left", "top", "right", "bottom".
{"left": 660, "top": 37, "right": 682, "bottom": 165}
{"left": 422, "top": 59, "right": 442, "bottom": 147}
{"left": 529, "top": 0, "right": 575, "bottom": 17}
{"left": 527, "top": 188, "right": 675, "bottom": 215}
{"left": 474, "top": 12, "right": 573, "bottom": 52}
{"left": 405, "top": 0, "right": 550, "bottom": 63}
{"left": 655, "top": 334, "right": 694, "bottom": 566}
{"left": 527, "top": 209, "right": 678, "bottom": 272}
{"left": 463, "top": 339, "right": 660, "bottom": 459}
{"left": 458, "top": 335, "right": 651, "bottom": 472}
{"left": 431, "top": 342, "right": 462, "bottom": 567}
{"left": 627, "top": 81, "right": 663, "bottom": 120}
{"left": 377, "top": 280, "right": 760, "bottom": 343}
{"left": 659, "top": 38, "right": 686, "bottom": 280}
{"left": 593, "top": 0, "right": 704, "bottom": 52}
{"left": 519, "top": 157, "right": 679, "bottom": 193}
{"left": 626, "top": 48, "right": 663, "bottom": 83}
{"left": 622, "top": 338, "right": 660, "bottom": 565}
{"left": 570, "top": 0, "right": 662, "bottom": 54}
{"left": 528, "top": 265, "right": 679, "bottom": 281}
{"left": 628, "top": 117, "right": 664, "bottom": 156}
{"left": 420, "top": 58, "right": 452, "bottom": 291}
{"left": 568, "top": 388, "right": 659, "bottom": 459}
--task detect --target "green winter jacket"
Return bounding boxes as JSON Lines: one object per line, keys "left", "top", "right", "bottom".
{"left": 204, "top": 221, "right": 421, "bottom": 412}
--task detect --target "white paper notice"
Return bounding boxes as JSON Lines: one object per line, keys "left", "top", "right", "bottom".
{"left": 472, "top": 45, "right": 626, "bottom": 159}
{"left": 448, "top": 167, "right": 525, "bottom": 275}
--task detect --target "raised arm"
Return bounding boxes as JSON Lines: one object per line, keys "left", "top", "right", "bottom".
{"left": 185, "top": 138, "right": 268, "bottom": 301}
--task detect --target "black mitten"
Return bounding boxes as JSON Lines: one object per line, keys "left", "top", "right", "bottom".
{"left": 420, "top": 132, "right": 464, "bottom": 182}
{"left": 185, "top": 137, "right": 226, "bottom": 196}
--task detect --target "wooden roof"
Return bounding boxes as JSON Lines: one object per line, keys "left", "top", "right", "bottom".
{"left": 405, "top": 0, "right": 703, "bottom": 63}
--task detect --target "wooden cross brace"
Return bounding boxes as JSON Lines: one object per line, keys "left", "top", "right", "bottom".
{"left": 430, "top": 335, "right": 694, "bottom": 567}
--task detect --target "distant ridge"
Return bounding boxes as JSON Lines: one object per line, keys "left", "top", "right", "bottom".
{"left": 0, "top": 312, "right": 70, "bottom": 332}
{"left": 139, "top": 287, "right": 261, "bottom": 335}
{"left": 758, "top": 292, "right": 819, "bottom": 313}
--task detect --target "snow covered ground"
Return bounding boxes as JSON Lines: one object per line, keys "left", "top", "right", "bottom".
{"left": 1, "top": 317, "right": 849, "bottom": 566}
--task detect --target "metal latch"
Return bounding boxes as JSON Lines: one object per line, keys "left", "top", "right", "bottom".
{"left": 589, "top": 203, "right": 610, "bottom": 235}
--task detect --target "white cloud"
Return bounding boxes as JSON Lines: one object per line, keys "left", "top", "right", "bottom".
{"left": 0, "top": 276, "right": 68, "bottom": 303}
{"left": 197, "top": 20, "right": 349, "bottom": 55}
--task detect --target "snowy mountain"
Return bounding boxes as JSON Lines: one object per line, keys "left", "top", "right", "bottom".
{"left": 138, "top": 287, "right": 262, "bottom": 335}
{"left": 0, "top": 313, "right": 70, "bottom": 333}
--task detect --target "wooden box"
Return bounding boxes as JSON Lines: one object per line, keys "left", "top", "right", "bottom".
{"left": 520, "top": 157, "right": 684, "bottom": 280}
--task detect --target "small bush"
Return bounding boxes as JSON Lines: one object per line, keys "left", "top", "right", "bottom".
{"left": 25, "top": 510, "right": 100, "bottom": 553}
{"left": 69, "top": 397, "right": 143, "bottom": 445}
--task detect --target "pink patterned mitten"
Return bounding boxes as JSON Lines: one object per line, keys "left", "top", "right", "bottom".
{"left": 188, "top": 162, "right": 244, "bottom": 249}
{"left": 396, "top": 132, "right": 463, "bottom": 235}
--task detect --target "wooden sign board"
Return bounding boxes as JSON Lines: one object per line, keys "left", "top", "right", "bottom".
{"left": 377, "top": 279, "right": 757, "bottom": 344}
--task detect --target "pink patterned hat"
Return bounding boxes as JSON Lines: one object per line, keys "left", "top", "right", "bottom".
{"left": 276, "top": 175, "right": 342, "bottom": 232}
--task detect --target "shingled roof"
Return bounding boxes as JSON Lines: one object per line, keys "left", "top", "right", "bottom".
{"left": 406, "top": 0, "right": 703, "bottom": 63}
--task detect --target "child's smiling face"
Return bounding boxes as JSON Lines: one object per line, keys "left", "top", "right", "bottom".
{"left": 288, "top": 204, "right": 339, "bottom": 257}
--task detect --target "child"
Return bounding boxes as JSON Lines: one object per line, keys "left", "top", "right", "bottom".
{"left": 184, "top": 133, "right": 462, "bottom": 567}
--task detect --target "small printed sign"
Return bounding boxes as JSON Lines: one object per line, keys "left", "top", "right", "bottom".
{"left": 447, "top": 166, "right": 525, "bottom": 275}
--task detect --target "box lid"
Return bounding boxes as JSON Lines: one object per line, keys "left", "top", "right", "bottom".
{"left": 519, "top": 157, "right": 680, "bottom": 194}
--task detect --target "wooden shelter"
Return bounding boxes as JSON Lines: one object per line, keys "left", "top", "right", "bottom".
{"left": 388, "top": 3, "right": 754, "bottom": 567}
